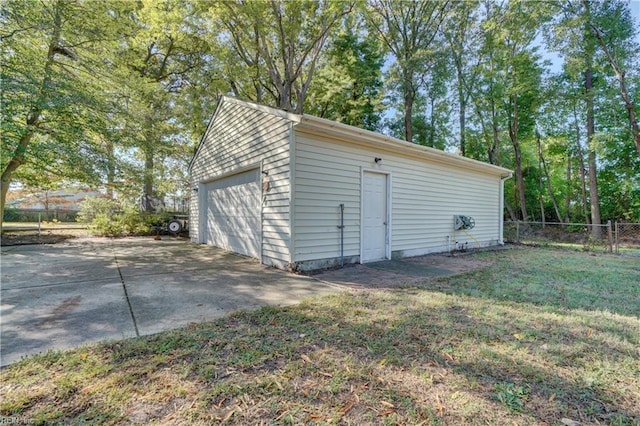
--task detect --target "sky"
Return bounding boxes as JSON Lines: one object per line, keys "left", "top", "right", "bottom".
{"left": 632, "top": 1, "right": 640, "bottom": 43}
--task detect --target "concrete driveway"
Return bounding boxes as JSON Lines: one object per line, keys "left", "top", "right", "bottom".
{"left": 0, "top": 237, "right": 340, "bottom": 366}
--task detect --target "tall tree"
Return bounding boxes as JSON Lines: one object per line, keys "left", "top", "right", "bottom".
{"left": 305, "top": 13, "right": 385, "bottom": 130}
{"left": 116, "top": 0, "right": 210, "bottom": 198}
{"left": 474, "top": 0, "right": 547, "bottom": 221}
{"left": 468, "top": 1, "right": 507, "bottom": 167}
{"left": 583, "top": 0, "right": 640, "bottom": 156}
{"left": 366, "top": 0, "right": 450, "bottom": 142}
{"left": 583, "top": 3, "right": 602, "bottom": 236}
{"left": 444, "top": 1, "right": 482, "bottom": 156}
{"left": 211, "top": 0, "right": 354, "bottom": 113}
{"left": 0, "top": 0, "right": 124, "bottom": 229}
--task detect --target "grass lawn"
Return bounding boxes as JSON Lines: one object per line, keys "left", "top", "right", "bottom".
{"left": 1, "top": 247, "right": 638, "bottom": 425}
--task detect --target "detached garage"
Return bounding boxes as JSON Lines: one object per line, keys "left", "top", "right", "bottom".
{"left": 189, "top": 96, "right": 512, "bottom": 271}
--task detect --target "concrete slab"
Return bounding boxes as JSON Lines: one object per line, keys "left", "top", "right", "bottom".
{"left": 125, "top": 269, "right": 337, "bottom": 335}
{"left": 1, "top": 259, "right": 120, "bottom": 289}
{"left": 366, "top": 260, "right": 453, "bottom": 277}
{"left": 1, "top": 280, "right": 135, "bottom": 366}
{"left": 312, "top": 254, "right": 487, "bottom": 289}
{"left": 0, "top": 237, "right": 341, "bottom": 366}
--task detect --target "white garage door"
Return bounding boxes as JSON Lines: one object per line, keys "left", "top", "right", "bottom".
{"left": 205, "top": 169, "right": 261, "bottom": 258}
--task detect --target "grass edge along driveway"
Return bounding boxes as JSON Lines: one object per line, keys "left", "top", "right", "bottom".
{"left": 2, "top": 246, "right": 639, "bottom": 425}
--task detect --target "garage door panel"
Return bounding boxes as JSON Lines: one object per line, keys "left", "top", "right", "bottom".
{"left": 204, "top": 169, "right": 261, "bottom": 258}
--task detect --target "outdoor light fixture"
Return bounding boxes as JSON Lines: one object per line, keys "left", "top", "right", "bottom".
{"left": 374, "top": 157, "right": 382, "bottom": 164}
{"left": 192, "top": 187, "right": 198, "bottom": 192}
{"left": 262, "top": 170, "right": 269, "bottom": 175}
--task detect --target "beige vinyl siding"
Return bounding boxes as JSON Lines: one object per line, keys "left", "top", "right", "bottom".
{"left": 293, "top": 135, "right": 360, "bottom": 264}
{"left": 190, "top": 100, "right": 292, "bottom": 268}
{"left": 292, "top": 130, "right": 502, "bottom": 266}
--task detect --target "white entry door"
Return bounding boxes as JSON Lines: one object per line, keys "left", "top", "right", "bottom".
{"left": 362, "top": 171, "right": 388, "bottom": 262}
{"left": 205, "top": 169, "right": 261, "bottom": 258}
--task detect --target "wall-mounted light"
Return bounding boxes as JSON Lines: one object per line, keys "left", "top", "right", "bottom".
{"left": 192, "top": 187, "right": 198, "bottom": 193}
{"left": 262, "top": 170, "right": 269, "bottom": 175}
{"left": 374, "top": 157, "right": 382, "bottom": 164}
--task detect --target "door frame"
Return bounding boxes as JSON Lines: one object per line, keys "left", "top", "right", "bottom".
{"left": 198, "top": 164, "right": 262, "bottom": 260}
{"left": 360, "top": 168, "right": 391, "bottom": 263}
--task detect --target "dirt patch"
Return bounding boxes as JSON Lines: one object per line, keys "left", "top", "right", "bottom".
{"left": 0, "top": 232, "right": 77, "bottom": 246}
{"left": 313, "top": 251, "right": 494, "bottom": 289}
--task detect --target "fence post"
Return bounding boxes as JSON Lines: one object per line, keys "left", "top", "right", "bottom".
{"left": 606, "top": 220, "right": 613, "bottom": 253}
{"left": 516, "top": 221, "right": 520, "bottom": 242}
{"left": 38, "top": 213, "right": 41, "bottom": 237}
{"left": 614, "top": 221, "right": 618, "bottom": 254}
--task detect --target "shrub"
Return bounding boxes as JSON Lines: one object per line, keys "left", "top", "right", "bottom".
{"left": 122, "top": 206, "right": 156, "bottom": 235}
{"left": 90, "top": 213, "right": 124, "bottom": 237}
{"left": 79, "top": 197, "right": 159, "bottom": 237}
{"left": 3, "top": 207, "right": 19, "bottom": 222}
{"left": 77, "top": 197, "right": 119, "bottom": 224}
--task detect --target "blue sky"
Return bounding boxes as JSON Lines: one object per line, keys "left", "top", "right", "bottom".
{"left": 632, "top": 1, "right": 640, "bottom": 42}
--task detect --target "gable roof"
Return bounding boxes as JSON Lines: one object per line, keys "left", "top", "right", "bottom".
{"left": 190, "top": 96, "right": 512, "bottom": 177}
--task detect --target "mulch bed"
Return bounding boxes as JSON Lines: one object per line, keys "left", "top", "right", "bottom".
{"left": 0, "top": 233, "right": 77, "bottom": 246}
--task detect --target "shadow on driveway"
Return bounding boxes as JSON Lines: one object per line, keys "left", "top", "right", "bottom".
{"left": 0, "top": 237, "right": 339, "bottom": 366}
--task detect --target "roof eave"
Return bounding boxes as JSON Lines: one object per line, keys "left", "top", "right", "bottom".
{"left": 296, "top": 115, "right": 512, "bottom": 177}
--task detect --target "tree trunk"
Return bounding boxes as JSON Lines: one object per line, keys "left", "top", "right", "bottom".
{"left": 505, "top": 199, "right": 517, "bottom": 222}
{"left": 536, "top": 130, "right": 562, "bottom": 222}
{"left": 106, "top": 138, "right": 115, "bottom": 199}
{"left": 459, "top": 96, "right": 466, "bottom": 156}
{"left": 429, "top": 97, "right": 436, "bottom": 147}
{"left": 404, "top": 78, "right": 414, "bottom": 142}
{"left": 583, "top": 1, "right": 602, "bottom": 239}
{"left": 144, "top": 146, "right": 154, "bottom": 197}
{"left": 509, "top": 98, "right": 528, "bottom": 220}
{"left": 491, "top": 94, "right": 501, "bottom": 166}
{"left": 585, "top": 67, "right": 602, "bottom": 238}
{"left": 1, "top": 130, "right": 36, "bottom": 232}
{"left": 455, "top": 56, "right": 467, "bottom": 156}
{"left": 564, "top": 152, "right": 572, "bottom": 222}
{"left": 0, "top": 0, "right": 63, "bottom": 231}
{"left": 572, "top": 103, "right": 590, "bottom": 224}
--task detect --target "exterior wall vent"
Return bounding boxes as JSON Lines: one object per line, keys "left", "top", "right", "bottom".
{"left": 454, "top": 215, "right": 475, "bottom": 230}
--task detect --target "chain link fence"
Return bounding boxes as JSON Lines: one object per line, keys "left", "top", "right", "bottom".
{"left": 614, "top": 222, "right": 640, "bottom": 255}
{"left": 503, "top": 221, "right": 637, "bottom": 254}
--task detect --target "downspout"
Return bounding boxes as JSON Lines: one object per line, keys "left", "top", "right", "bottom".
{"left": 288, "top": 121, "right": 296, "bottom": 270}
{"left": 338, "top": 203, "right": 345, "bottom": 267}
{"left": 499, "top": 173, "right": 512, "bottom": 245}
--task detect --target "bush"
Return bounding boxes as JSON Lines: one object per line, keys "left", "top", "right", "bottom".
{"left": 3, "top": 207, "right": 19, "bottom": 222}
{"left": 77, "top": 197, "right": 119, "bottom": 224}
{"left": 90, "top": 213, "right": 124, "bottom": 237}
{"left": 79, "top": 197, "right": 160, "bottom": 237}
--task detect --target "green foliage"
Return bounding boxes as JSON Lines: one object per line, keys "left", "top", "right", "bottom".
{"left": 306, "top": 13, "right": 385, "bottom": 130}
{"left": 77, "top": 196, "right": 161, "bottom": 237}
{"left": 494, "top": 382, "right": 529, "bottom": 412}
{"left": 90, "top": 213, "right": 124, "bottom": 237}
{"left": 366, "top": 0, "right": 451, "bottom": 142}
{"left": 76, "top": 197, "right": 120, "bottom": 224}
{"left": 207, "top": 0, "right": 354, "bottom": 113}
{"left": 1, "top": 0, "right": 125, "bottom": 188}
{"left": 3, "top": 207, "right": 19, "bottom": 222}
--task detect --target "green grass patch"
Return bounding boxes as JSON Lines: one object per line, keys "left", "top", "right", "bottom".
{"left": 1, "top": 247, "right": 638, "bottom": 425}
